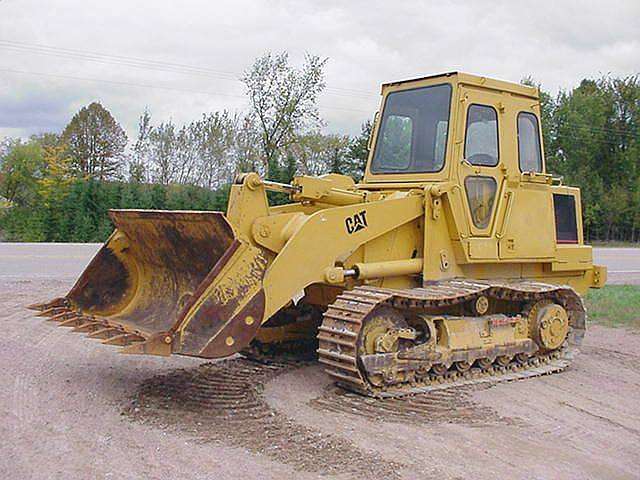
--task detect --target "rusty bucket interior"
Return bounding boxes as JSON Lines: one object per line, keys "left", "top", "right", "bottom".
{"left": 65, "top": 210, "right": 236, "bottom": 337}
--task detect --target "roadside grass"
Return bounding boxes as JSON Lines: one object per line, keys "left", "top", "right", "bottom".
{"left": 585, "top": 285, "right": 640, "bottom": 329}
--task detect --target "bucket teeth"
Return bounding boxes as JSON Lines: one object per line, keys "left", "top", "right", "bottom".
{"left": 32, "top": 301, "right": 149, "bottom": 353}
{"left": 58, "top": 316, "right": 86, "bottom": 328}
{"left": 48, "top": 311, "right": 75, "bottom": 322}
{"left": 72, "top": 321, "right": 103, "bottom": 333}
{"left": 37, "top": 307, "right": 69, "bottom": 318}
{"left": 28, "top": 298, "right": 68, "bottom": 312}
{"left": 103, "top": 333, "right": 145, "bottom": 347}
{"left": 88, "top": 327, "right": 122, "bottom": 340}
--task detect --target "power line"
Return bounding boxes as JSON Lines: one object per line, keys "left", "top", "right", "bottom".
{"left": 554, "top": 123, "right": 639, "bottom": 140}
{"left": 556, "top": 123, "right": 639, "bottom": 138}
{"left": 2, "top": 68, "right": 634, "bottom": 137}
{"left": 5, "top": 43, "right": 633, "bottom": 137}
{"left": 2, "top": 41, "right": 636, "bottom": 133}
{"left": 550, "top": 113, "right": 640, "bottom": 137}
{"left": 0, "top": 67, "right": 374, "bottom": 115}
{"left": 0, "top": 39, "right": 379, "bottom": 100}
{"left": 0, "top": 40, "right": 240, "bottom": 78}
{"left": 0, "top": 67, "right": 247, "bottom": 99}
{"left": 0, "top": 43, "right": 238, "bottom": 81}
{"left": 1, "top": 67, "right": 633, "bottom": 138}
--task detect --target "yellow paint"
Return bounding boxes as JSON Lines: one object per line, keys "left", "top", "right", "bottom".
{"left": 65, "top": 71, "right": 605, "bottom": 359}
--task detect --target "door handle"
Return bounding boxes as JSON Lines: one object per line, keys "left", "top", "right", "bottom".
{"left": 496, "top": 191, "right": 514, "bottom": 239}
{"left": 461, "top": 158, "right": 473, "bottom": 168}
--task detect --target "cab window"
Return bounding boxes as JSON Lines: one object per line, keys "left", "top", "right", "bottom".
{"left": 464, "top": 104, "right": 499, "bottom": 167}
{"left": 371, "top": 84, "right": 452, "bottom": 174}
{"left": 377, "top": 114, "right": 413, "bottom": 170}
{"left": 518, "top": 112, "right": 543, "bottom": 172}
{"left": 465, "top": 176, "right": 497, "bottom": 228}
{"left": 553, "top": 194, "right": 578, "bottom": 243}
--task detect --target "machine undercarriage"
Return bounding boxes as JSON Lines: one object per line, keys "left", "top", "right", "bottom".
{"left": 317, "top": 279, "right": 583, "bottom": 397}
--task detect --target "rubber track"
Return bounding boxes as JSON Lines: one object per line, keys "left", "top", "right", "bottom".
{"left": 317, "top": 279, "right": 585, "bottom": 398}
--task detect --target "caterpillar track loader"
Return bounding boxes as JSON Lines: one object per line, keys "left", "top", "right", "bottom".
{"left": 31, "top": 72, "right": 607, "bottom": 397}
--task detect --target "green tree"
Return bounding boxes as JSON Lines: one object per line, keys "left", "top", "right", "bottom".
{"left": 192, "top": 111, "right": 237, "bottom": 188}
{"left": 62, "top": 102, "right": 128, "bottom": 180}
{"left": 292, "top": 132, "right": 350, "bottom": 177}
{"left": 346, "top": 120, "right": 373, "bottom": 180}
{"left": 38, "top": 144, "right": 73, "bottom": 207}
{"left": 0, "top": 140, "right": 43, "bottom": 206}
{"left": 242, "top": 52, "right": 327, "bottom": 178}
{"left": 129, "top": 109, "right": 152, "bottom": 183}
{"left": 540, "top": 75, "right": 640, "bottom": 241}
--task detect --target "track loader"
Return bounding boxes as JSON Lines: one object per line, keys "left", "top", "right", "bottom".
{"left": 31, "top": 72, "right": 607, "bottom": 397}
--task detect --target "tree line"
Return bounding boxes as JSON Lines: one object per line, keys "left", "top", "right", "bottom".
{"left": 0, "top": 52, "right": 370, "bottom": 242}
{"left": 0, "top": 53, "right": 638, "bottom": 243}
{"left": 533, "top": 75, "right": 640, "bottom": 242}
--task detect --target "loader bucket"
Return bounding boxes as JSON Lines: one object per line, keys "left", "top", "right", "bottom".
{"left": 29, "top": 209, "right": 270, "bottom": 358}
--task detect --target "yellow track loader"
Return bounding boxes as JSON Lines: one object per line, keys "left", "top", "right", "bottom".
{"left": 31, "top": 72, "right": 606, "bottom": 397}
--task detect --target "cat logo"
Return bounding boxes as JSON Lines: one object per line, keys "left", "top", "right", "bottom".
{"left": 345, "top": 210, "right": 368, "bottom": 234}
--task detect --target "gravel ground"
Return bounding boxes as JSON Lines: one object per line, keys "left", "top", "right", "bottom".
{"left": 1, "top": 243, "right": 639, "bottom": 479}
{"left": 1, "top": 277, "right": 639, "bottom": 480}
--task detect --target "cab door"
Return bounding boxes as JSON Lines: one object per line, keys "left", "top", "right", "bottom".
{"left": 456, "top": 86, "right": 507, "bottom": 260}
{"left": 496, "top": 100, "right": 555, "bottom": 260}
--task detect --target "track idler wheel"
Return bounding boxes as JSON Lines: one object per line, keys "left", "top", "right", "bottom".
{"left": 358, "top": 307, "right": 414, "bottom": 387}
{"left": 528, "top": 300, "right": 570, "bottom": 352}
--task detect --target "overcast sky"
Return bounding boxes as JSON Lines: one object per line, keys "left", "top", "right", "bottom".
{"left": 0, "top": 0, "right": 638, "bottom": 141}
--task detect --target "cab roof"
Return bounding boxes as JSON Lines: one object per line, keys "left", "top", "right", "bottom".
{"left": 381, "top": 71, "right": 539, "bottom": 99}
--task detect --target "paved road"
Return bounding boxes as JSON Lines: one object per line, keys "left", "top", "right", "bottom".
{"left": 593, "top": 248, "right": 640, "bottom": 285}
{"left": 0, "top": 243, "right": 638, "bottom": 284}
{"left": 0, "top": 243, "right": 100, "bottom": 279}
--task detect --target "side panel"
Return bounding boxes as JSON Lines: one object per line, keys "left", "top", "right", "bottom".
{"left": 498, "top": 182, "right": 555, "bottom": 259}
{"left": 262, "top": 195, "right": 424, "bottom": 320}
{"left": 361, "top": 219, "right": 424, "bottom": 289}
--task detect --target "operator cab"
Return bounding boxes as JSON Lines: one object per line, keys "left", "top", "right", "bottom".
{"left": 362, "top": 71, "right": 545, "bottom": 186}
{"left": 362, "top": 72, "right": 586, "bottom": 263}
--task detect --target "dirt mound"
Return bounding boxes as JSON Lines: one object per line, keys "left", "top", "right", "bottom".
{"left": 123, "top": 358, "right": 404, "bottom": 479}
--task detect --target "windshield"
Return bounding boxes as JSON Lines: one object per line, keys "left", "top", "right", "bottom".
{"left": 371, "top": 84, "right": 452, "bottom": 174}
